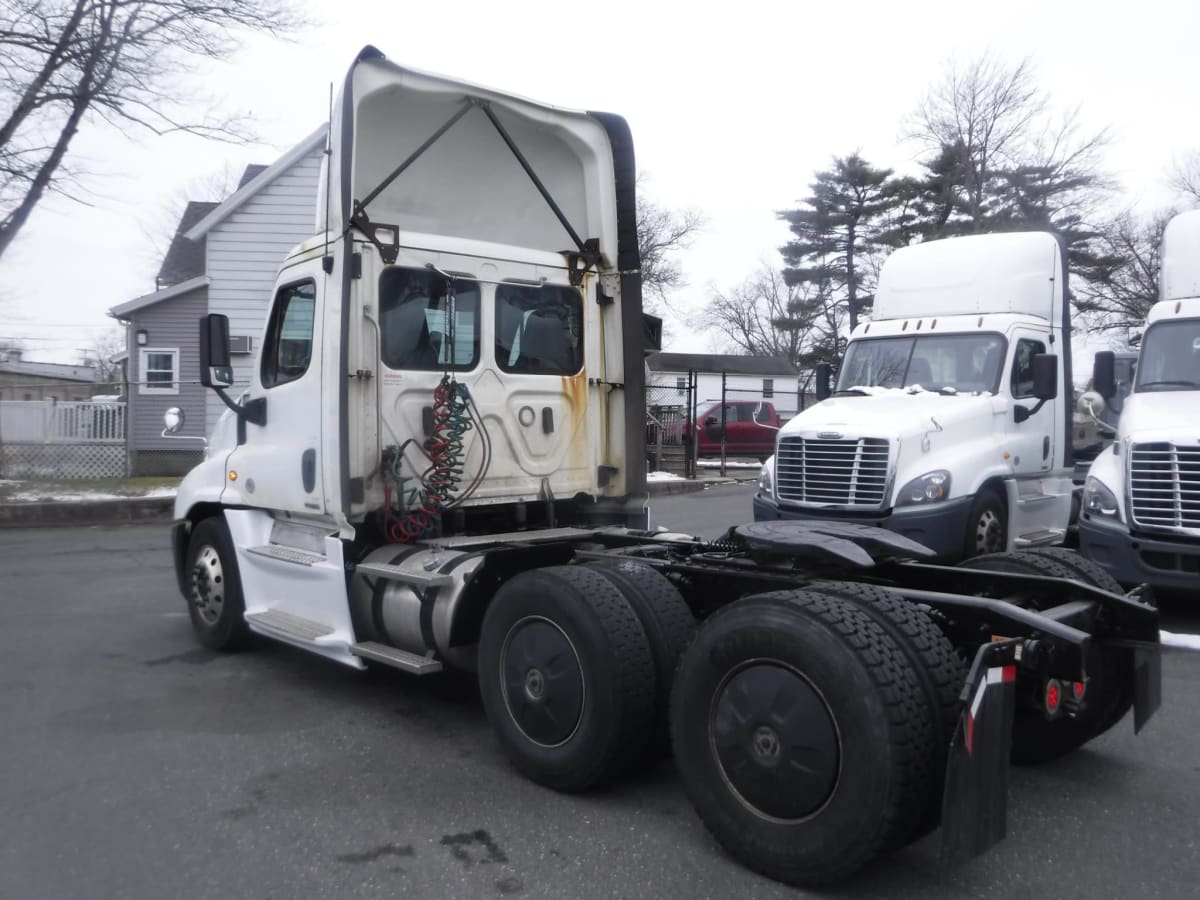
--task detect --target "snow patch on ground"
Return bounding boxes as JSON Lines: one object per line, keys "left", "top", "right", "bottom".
{"left": 1161, "top": 630, "right": 1200, "bottom": 652}
{"left": 7, "top": 486, "right": 177, "bottom": 503}
{"left": 646, "top": 471, "right": 686, "bottom": 483}
{"left": 696, "top": 459, "right": 762, "bottom": 470}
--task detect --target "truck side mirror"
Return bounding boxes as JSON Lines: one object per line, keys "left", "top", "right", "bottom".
{"left": 1093, "top": 350, "right": 1116, "bottom": 400}
{"left": 200, "top": 314, "right": 234, "bottom": 389}
{"left": 1031, "top": 353, "right": 1058, "bottom": 401}
{"left": 815, "top": 362, "right": 832, "bottom": 401}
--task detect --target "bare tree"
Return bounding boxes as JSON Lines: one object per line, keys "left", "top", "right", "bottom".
{"left": 1168, "top": 151, "right": 1200, "bottom": 205}
{"left": 906, "top": 54, "right": 1109, "bottom": 237}
{"left": 0, "top": 0, "right": 304, "bottom": 259}
{"left": 76, "top": 325, "right": 125, "bottom": 382}
{"left": 1074, "top": 210, "right": 1172, "bottom": 334}
{"left": 636, "top": 186, "right": 705, "bottom": 310}
{"left": 697, "top": 266, "right": 844, "bottom": 372}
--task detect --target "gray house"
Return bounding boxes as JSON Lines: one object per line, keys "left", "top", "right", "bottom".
{"left": 109, "top": 126, "right": 325, "bottom": 474}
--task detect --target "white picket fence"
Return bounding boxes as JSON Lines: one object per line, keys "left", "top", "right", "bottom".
{"left": 0, "top": 400, "right": 127, "bottom": 479}
{"left": 0, "top": 400, "right": 125, "bottom": 444}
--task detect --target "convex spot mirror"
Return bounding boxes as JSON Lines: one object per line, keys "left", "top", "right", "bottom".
{"left": 163, "top": 407, "right": 184, "bottom": 434}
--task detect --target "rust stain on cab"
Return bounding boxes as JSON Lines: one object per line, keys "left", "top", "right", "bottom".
{"left": 562, "top": 371, "right": 590, "bottom": 479}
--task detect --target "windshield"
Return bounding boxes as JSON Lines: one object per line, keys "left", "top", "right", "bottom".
{"left": 1134, "top": 320, "right": 1200, "bottom": 392}
{"left": 836, "top": 334, "right": 1007, "bottom": 394}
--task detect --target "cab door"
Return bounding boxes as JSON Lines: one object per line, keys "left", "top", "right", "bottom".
{"left": 1005, "top": 331, "right": 1070, "bottom": 541}
{"left": 223, "top": 263, "right": 325, "bottom": 516}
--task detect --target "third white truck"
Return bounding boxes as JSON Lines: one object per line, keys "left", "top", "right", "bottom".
{"left": 1079, "top": 209, "right": 1200, "bottom": 592}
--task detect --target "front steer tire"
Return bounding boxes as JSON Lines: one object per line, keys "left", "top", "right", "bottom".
{"left": 183, "top": 516, "right": 251, "bottom": 652}
{"left": 477, "top": 565, "right": 656, "bottom": 793}
{"left": 670, "top": 589, "right": 935, "bottom": 887}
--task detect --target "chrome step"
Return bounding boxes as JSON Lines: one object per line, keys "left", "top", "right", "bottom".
{"left": 350, "top": 641, "right": 444, "bottom": 675}
{"left": 246, "top": 609, "right": 335, "bottom": 641}
{"left": 1014, "top": 529, "right": 1064, "bottom": 548}
{"left": 246, "top": 544, "right": 326, "bottom": 566}
{"left": 354, "top": 561, "right": 452, "bottom": 587}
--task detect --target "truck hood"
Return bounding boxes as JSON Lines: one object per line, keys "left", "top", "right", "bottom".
{"left": 1118, "top": 391, "right": 1200, "bottom": 444}
{"left": 782, "top": 392, "right": 998, "bottom": 444}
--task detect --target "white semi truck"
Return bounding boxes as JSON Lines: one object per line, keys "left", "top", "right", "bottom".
{"left": 755, "top": 232, "right": 1077, "bottom": 562}
{"left": 1079, "top": 209, "right": 1200, "bottom": 592}
{"left": 166, "top": 47, "right": 1161, "bottom": 888}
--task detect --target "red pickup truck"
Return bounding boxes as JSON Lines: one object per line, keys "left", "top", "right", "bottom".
{"left": 694, "top": 401, "right": 786, "bottom": 459}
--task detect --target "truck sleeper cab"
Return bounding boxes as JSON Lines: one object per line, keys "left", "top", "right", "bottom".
{"left": 755, "top": 232, "right": 1073, "bottom": 562}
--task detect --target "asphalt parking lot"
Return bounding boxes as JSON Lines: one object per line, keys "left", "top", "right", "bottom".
{"left": 1, "top": 484, "right": 1198, "bottom": 899}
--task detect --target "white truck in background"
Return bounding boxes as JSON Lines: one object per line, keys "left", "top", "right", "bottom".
{"left": 754, "top": 232, "right": 1075, "bottom": 561}
{"left": 1079, "top": 209, "right": 1200, "bottom": 592}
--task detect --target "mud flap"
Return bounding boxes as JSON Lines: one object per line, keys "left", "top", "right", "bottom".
{"left": 941, "top": 639, "right": 1020, "bottom": 866}
{"left": 1133, "top": 643, "right": 1162, "bottom": 734}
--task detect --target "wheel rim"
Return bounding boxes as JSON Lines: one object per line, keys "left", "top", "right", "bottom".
{"left": 710, "top": 661, "right": 840, "bottom": 822}
{"left": 499, "top": 616, "right": 585, "bottom": 748}
{"left": 190, "top": 544, "right": 225, "bottom": 626}
{"left": 974, "top": 508, "right": 1005, "bottom": 554}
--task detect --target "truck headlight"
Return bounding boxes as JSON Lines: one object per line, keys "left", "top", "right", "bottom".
{"left": 1083, "top": 476, "right": 1120, "bottom": 519}
{"left": 758, "top": 456, "right": 774, "bottom": 494}
{"left": 896, "top": 470, "right": 951, "bottom": 506}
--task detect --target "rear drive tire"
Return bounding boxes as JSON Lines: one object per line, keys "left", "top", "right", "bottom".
{"left": 959, "top": 550, "right": 1132, "bottom": 763}
{"left": 477, "top": 566, "right": 655, "bottom": 792}
{"left": 810, "top": 580, "right": 965, "bottom": 844}
{"left": 670, "top": 589, "right": 934, "bottom": 887}
{"left": 184, "top": 516, "right": 252, "bottom": 651}
{"left": 963, "top": 488, "right": 1007, "bottom": 559}
{"left": 585, "top": 561, "right": 696, "bottom": 763}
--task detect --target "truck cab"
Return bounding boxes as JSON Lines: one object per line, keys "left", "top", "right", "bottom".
{"left": 754, "top": 232, "right": 1073, "bottom": 561}
{"left": 1079, "top": 210, "right": 1200, "bottom": 591}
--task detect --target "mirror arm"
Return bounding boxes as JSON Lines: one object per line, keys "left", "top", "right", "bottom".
{"left": 213, "top": 387, "right": 267, "bottom": 427}
{"left": 1013, "top": 398, "right": 1047, "bottom": 423}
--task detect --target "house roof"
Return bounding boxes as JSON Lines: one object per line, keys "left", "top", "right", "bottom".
{"left": 156, "top": 200, "right": 218, "bottom": 287}
{"left": 108, "top": 274, "right": 208, "bottom": 319}
{"left": 185, "top": 125, "right": 328, "bottom": 240}
{"left": 646, "top": 352, "right": 799, "bottom": 377}
{"left": 0, "top": 359, "right": 98, "bottom": 382}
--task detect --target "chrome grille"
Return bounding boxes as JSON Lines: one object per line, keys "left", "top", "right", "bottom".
{"left": 776, "top": 436, "right": 890, "bottom": 507}
{"left": 1129, "top": 442, "right": 1200, "bottom": 531}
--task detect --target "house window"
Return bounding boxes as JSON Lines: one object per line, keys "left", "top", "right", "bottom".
{"left": 676, "top": 376, "right": 686, "bottom": 395}
{"left": 763, "top": 378, "right": 774, "bottom": 398}
{"left": 139, "top": 348, "right": 178, "bottom": 395}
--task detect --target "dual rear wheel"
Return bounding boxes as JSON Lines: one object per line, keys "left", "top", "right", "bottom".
{"left": 478, "top": 567, "right": 960, "bottom": 887}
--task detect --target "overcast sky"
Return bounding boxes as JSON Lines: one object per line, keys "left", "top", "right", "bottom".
{"left": 2, "top": 0, "right": 1197, "bottom": 369}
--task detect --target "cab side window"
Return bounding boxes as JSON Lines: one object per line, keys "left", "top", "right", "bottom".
{"left": 1010, "top": 338, "right": 1046, "bottom": 399}
{"left": 261, "top": 280, "right": 316, "bottom": 388}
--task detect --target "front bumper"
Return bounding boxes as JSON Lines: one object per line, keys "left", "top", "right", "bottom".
{"left": 752, "top": 492, "right": 974, "bottom": 560}
{"left": 1078, "top": 513, "right": 1200, "bottom": 591}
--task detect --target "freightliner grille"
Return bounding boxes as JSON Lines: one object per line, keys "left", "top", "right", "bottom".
{"left": 1129, "top": 442, "right": 1200, "bottom": 531}
{"left": 776, "top": 436, "right": 890, "bottom": 507}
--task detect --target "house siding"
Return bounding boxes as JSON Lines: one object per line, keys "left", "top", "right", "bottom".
{"left": 127, "top": 285, "right": 209, "bottom": 453}
{"left": 204, "top": 151, "right": 322, "bottom": 433}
